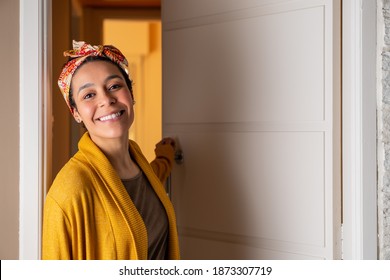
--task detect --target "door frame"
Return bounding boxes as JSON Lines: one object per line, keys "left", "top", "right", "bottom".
{"left": 341, "top": 0, "right": 377, "bottom": 259}
{"left": 19, "top": 0, "right": 377, "bottom": 259}
{"left": 19, "top": 0, "right": 52, "bottom": 259}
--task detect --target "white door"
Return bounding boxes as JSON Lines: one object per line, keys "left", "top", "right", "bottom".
{"left": 162, "top": 0, "right": 341, "bottom": 259}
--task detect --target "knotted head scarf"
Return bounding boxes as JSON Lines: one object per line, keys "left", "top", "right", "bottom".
{"left": 58, "top": 40, "right": 129, "bottom": 113}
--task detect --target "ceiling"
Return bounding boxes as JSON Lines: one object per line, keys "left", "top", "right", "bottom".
{"left": 76, "top": 0, "right": 161, "bottom": 8}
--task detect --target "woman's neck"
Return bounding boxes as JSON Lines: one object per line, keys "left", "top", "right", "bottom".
{"left": 91, "top": 134, "right": 140, "bottom": 180}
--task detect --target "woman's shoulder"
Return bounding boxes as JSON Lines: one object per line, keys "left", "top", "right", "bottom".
{"left": 47, "top": 155, "right": 96, "bottom": 205}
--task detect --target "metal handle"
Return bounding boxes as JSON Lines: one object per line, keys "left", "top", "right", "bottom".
{"left": 174, "top": 150, "right": 184, "bottom": 164}
{"left": 166, "top": 175, "right": 172, "bottom": 199}
{"left": 165, "top": 138, "right": 183, "bottom": 198}
{"left": 166, "top": 150, "right": 183, "bottom": 199}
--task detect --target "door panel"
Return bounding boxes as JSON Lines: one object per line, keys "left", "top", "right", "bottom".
{"left": 164, "top": 6, "right": 325, "bottom": 123}
{"left": 163, "top": 0, "right": 341, "bottom": 259}
{"left": 173, "top": 131, "right": 325, "bottom": 243}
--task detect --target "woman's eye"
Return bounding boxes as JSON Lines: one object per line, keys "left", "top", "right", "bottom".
{"left": 109, "top": 84, "right": 122, "bottom": 91}
{"left": 84, "top": 93, "right": 95, "bottom": 99}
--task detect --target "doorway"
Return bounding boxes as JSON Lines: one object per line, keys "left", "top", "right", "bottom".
{"left": 21, "top": 0, "right": 376, "bottom": 260}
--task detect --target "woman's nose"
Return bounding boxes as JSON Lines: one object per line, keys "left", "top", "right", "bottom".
{"left": 99, "top": 92, "right": 116, "bottom": 106}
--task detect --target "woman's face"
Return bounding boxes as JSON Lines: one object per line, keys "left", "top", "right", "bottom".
{"left": 71, "top": 60, "right": 134, "bottom": 143}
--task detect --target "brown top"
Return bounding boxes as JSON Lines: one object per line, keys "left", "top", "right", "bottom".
{"left": 122, "top": 172, "right": 169, "bottom": 260}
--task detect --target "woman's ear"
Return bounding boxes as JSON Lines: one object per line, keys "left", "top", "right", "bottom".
{"left": 72, "top": 109, "right": 82, "bottom": 123}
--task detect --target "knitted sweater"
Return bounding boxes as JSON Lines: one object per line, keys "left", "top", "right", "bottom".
{"left": 42, "top": 132, "right": 180, "bottom": 260}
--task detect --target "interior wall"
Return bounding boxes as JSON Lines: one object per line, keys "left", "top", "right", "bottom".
{"left": 142, "top": 22, "right": 162, "bottom": 161}
{"left": 0, "top": 0, "right": 20, "bottom": 259}
{"left": 51, "top": 0, "right": 72, "bottom": 183}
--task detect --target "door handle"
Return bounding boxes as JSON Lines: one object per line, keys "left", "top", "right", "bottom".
{"left": 166, "top": 149, "right": 183, "bottom": 199}
{"left": 174, "top": 150, "right": 184, "bottom": 164}
{"left": 166, "top": 175, "right": 172, "bottom": 199}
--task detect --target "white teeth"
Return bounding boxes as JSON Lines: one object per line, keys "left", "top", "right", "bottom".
{"left": 99, "top": 111, "right": 122, "bottom": 121}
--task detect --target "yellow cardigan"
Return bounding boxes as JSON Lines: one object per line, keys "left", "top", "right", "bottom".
{"left": 42, "top": 133, "right": 180, "bottom": 260}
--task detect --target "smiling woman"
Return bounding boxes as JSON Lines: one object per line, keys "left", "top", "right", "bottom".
{"left": 42, "top": 40, "right": 180, "bottom": 260}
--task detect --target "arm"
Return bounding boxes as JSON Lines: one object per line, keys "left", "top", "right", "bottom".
{"left": 150, "top": 138, "right": 176, "bottom": 184}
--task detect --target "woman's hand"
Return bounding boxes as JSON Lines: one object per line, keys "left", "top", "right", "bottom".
{"left": 152, "top": 138, "right": 177, "bottom": 182}
{"left": 156, "top": 137, "right": 176, "bottom": 150}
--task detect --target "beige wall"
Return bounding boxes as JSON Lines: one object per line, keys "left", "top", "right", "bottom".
{"left": 0, "top": 0, "right": 20, "bottom": 259}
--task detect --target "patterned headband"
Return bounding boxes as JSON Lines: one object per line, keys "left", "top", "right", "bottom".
{"left": 58, "top": 40, "right": 129, "bottom": 112}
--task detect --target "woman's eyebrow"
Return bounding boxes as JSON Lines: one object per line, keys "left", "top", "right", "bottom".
{"left": 105, "top": 74, "right": 123, "bottom": 82}
{"left": 77, "top": 83, "right": 94, "bottom": 94}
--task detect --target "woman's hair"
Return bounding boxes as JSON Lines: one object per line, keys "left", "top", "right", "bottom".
{"left": 68, "top": 55, "right": 134, "bottom": 111}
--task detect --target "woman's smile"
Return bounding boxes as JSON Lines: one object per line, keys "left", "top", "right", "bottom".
{"left": 97, "top": 110, "right": 125, "bottom": 122}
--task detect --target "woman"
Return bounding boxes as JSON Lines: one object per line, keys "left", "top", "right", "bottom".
{"left": 42, "top": 41, "right": 180, "bottom": 260}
